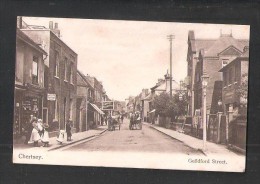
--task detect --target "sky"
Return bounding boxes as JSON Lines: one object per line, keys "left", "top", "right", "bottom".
{"left": 23, "top": 17, "right": 250, "bottom": 101}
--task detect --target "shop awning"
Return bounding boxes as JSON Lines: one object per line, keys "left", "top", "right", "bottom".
{"left": 89, "top": 103, "right": 105, "bottom": 115}
{"left": 148, "top": 109, "right": 156, "bottom": 114}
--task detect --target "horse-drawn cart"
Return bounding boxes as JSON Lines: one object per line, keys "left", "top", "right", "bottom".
{"left": 108, "top": 115, "right": 121, "bottom": 131}
{"left": 129, "top": 113, "right": 142, "bottom": 130}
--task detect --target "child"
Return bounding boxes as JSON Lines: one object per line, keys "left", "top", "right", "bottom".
{"left": 66, "top": 121, "right": 72, "bottom": 141}
{"left": 57, "top": 130, "right": 65, "bottom": 144}
{"left": 41, "top": 123, "right": 50, "bottom": 147}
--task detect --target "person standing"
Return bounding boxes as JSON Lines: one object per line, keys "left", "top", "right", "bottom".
{"left": 28, "top": 118, "right": 40, "bottom": 146}
{"left": 23, "top": 118, "right": 34, "bottom": 145}
{"left": 41, "top": 123, "right": 50, "bottom": 147}
{"left": 66, "top": 121, "right": 72, "bottom": 141}
{"left": 121, "top": 114, "right": 124, "bottom": 123}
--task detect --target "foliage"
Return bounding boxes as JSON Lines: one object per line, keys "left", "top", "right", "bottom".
{"left": 154, "top": 92, "right": 188, "bottom": 120}
{"left": 237, "top": 73, "right": 248, "bottom": 102}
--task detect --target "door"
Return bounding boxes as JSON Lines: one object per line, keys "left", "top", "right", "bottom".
{"left": 42, "top": 108, "right": 48, "bottom": 124}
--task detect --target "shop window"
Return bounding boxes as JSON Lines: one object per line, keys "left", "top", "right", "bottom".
{"left": 32, "top": 56, "right": 38, "bottom": 84}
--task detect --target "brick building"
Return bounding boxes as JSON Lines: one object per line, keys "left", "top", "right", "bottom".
{"left": 219, "top": 48, "right": 249, "bottom": 116}
{"left": 20, "top": 19, "right": 78, "bottom": 134}
{"left": 187, "top": 31, "right": 249, "bottom": 123}
{"left": 14, "top": 28, "right": 47, "bottom": 137}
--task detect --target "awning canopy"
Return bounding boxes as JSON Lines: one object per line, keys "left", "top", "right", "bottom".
{"left": 89, "top": 103, "right": 105, "bottom": 115}
{"left": 148, "top": 109, "right": 156, "bottom": 114}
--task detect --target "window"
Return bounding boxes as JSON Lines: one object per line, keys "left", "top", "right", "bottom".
{"left": 69, "top": 99, "right": 73, "bottom": 119}
{"left": 64, "top": 57, "right": 68, "bottom": 81}
{"left": 222, "top": 59, "right": 229, "bottom": 68}
{"left": 54, "top": 96, "right": 59, "bottom": 120}
{"left": 32, "top": 56, "right": 38, "bottom": 84}
{"left": 229, "top": 68, "right": 233, "bottom": 84}
{"left": 54, "top": 51, "right": 60, "bottom": 77}
{"left": 70, "top": 63, "right": 73, "bottom": 84}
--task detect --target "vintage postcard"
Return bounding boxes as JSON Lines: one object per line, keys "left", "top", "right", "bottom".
{"left": 13, "top": 16, "right": 249, "bottom": 172}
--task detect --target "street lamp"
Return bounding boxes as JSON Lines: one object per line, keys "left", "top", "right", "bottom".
{"left": 201, "top": 72, "right": 209, "bottom": 151}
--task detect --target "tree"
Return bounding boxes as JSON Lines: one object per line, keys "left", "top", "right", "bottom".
{"left": 153, "top": 92, "right": 188, "bottom": 121}
{"left": 237, "top": 73, "right": 248, "bottom": 104}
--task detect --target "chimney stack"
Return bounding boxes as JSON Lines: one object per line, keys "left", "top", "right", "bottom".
{"left": 54, "top": 22, "right": 58, "bottom": 29}
{"left": 49, "top": 21, "right": 53, "bottom": 29}
{"left": 17, "top": 16, "right": 23, "bottom": 29}
{"left": 51, "top": 22, "right": 60, "bottom": 37}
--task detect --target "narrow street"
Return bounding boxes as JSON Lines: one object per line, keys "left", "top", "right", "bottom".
{"left": 63, "top": 119, "right": 202, "bottom": 155}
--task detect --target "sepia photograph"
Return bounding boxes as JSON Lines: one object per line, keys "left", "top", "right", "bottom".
{"left": 13, "top": 16, "right": 249, "bottom": 172}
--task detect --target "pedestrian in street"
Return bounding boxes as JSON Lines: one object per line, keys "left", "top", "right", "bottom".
{"left": 108, "top": 114, "right": 113, "bottom": 131}
{"left": 121, "top": 114, "right": 124, "bottom": 123}
{"left": 37, "top": 119, "right": 44, "bottom": 137}
{"left": 57, "top": 130, "right": 65, "bottom": 144}
{"left": 28, "top": 118, "right": 40, "bottom": 147}
{"left": 41, "top": 123, "right": 50, "bottom": 147}
{"left": 66, "top": 121, "right": 72, "bottom": 141}
{"left": 104, "top": 116, "right": 107, "bottom": 125}
{"left": 22, "top": 118, "right": 34, "bottom": 145}
{"left": 101, "top": 115, "right": 104, "bottom": 126}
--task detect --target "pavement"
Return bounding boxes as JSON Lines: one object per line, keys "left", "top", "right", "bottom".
{"left": 143, "top": 122, "right": 245, "bottom": 158}
{"left": 13, "top": 125, "right": 107, "bottom": 151}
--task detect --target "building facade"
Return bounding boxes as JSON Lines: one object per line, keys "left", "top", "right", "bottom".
{"left": 14, "top": 29, "right": 47, "bottom": 137}
{"left": 20, "top": 20, "right": 78, "bottom": 134}
{"left": 187, "top": 31, "right": 249, "bottom": 123}
{"left": 76, "top": 71, "right": 96, "bottom": 132}
{"left": 219, "top": 48, "right": 249, "bottom": 117}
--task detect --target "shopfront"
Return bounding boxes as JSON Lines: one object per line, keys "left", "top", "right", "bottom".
{"left": 13, "top": 84, "right": 44, "bottom": 138}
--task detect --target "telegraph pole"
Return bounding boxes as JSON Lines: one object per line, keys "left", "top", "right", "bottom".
{"left": 167, "top": 34, "right": 175, "bottom": 98}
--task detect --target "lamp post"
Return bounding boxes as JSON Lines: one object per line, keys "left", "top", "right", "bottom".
{"left": 217, "top": 99, "right": 223, "bottom": 143}
{"left": 201, "top": 72, "right": 209, "bottom": 151}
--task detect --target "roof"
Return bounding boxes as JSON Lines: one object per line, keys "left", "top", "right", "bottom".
{"left": 203, "top": 35, "right": 249, "bottom": 57}
{"left": 195, "top": 39, "right": 216, "bottom": 53}
{"left": 219, "top": 49, "right": 249, "bottom": 72}
{"left": 189, "top": 30, "right": 249, "bottom": 57}
{"left": 77, "top": 70, "right": 94, "bottom": 89}
{"left": 142, "top": 93, "right": 152, "bottom": 101}
{"left": 151, "top": 80, "right": 179, "bottom": 91}
{"left": 17, "top": 28, "right": 47, "bottom": 55}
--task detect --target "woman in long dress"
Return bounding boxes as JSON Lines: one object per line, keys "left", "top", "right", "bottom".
{"left": 28, "top": 119, "right": 41, "bottom": 146}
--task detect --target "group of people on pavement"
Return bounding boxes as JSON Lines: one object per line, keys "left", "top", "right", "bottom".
{"left": 22, "top": 115, "right": 73, "bottom": 147}
{"left": 23, "top": 115, "right": 50, "bottom": 147}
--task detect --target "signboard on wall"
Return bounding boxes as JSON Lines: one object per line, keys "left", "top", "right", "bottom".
{"left": 102, "top": 101, "right": 114, "bottom": 110}
{"left": 47, "top": 93, "right": 56, "bottom": 101}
